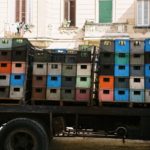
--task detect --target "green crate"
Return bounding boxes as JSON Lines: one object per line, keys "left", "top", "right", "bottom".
{"left": 76, "top": 76, "right": 91, "bottom": 88}
{"left": 115, "top": 53, "right": 129, "bottom": 64}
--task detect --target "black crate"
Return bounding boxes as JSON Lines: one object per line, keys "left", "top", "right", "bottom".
{"left": 50, "top": 53, "right": 65, "bottom": 63}
{"left": 99, "top": 52, "right": 114, "bottom": 64}
{"left": 100, "top": 40, "right": 114, "bottom": 52}
{"left": 65, "top": 54, "right": 77, "bottom": 63}
{"left": 0, "top": 51, "right": 12, "bottom": 61}
{"left": 62, "top": 76, "right": 76, "bottom": 88}
{"left": 77, "top": 51, "right": 91, "bottom": 63}
{"left": 115, "top": 77, "right": 129, "bottom": 88}
{"left": 34, "top": 50, "right": 49, "bottom": 62}
{"left": 145, "top": 52, "right": 150, "bottom": 64}
{"left": 98, "top": 65, "right": 114, "bottom": 75}
{"left": 12, "top": 50, "right": 27, "bottom": 61}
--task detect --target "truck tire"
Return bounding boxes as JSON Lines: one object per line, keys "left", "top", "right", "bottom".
{"left": 0, "top": 118, "right": 49, "bottom": 150}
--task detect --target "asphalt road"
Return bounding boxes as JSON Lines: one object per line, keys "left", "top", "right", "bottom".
{"left": 50, "top": 137, "right": 150, "bottom": 150}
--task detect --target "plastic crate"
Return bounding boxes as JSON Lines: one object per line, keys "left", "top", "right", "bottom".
{"left": 77, "top": 63, "right": 91, "bottom": 76}
{"left": 61, "top": 88, "right": 75, "bottom": 101}
{"left": 99, "top": 40, "right": 114, "bottom": 52}
{"left": 130, "top": 89, "right": 144, "bottom": 103}
{"left": 32, "top": 87, "right": 46, "bottom": 100}
{"left": 32, "top": 75, "right": 47, "bottom": 87}
{"left": 9, "top": 86, "right": 24, "bottom": 99}
{"left": 0, "top": 74, "right": 10, "bottom": 86}
{"left": 47, "top": 75, "right": 61, "bottom": 88}
{"left": 11, "top": 62, "right": 26, "bottom": 74}
{"left": 10, "top": 74, "right": 25, "bottom": 86}
{"left": 115, "top": 77, "right": 129, "bottom": 88}
{"left": 130, "top": 76, "right": 144, "bottom": 89}
{"left": 0, "top": 61, "right": 11, "bottom": 74}
{"left": 0, "top": 86, "right": 9, "bottom": 98}
{"left": 115, "top": 53, "right": 129, "bottom": 64}
{"left": 99, "top": 76, "right": 114, "bottom": 89}
{"left": 76, "top": 76, "right": 91, "bottom": 88}
{"left": 98, "top": 64, "right": 114, "bottom": 76}
{"left": 114, "top": 88, "right": 129, "bottom": 102}
{"left": 0, "top": 39, "right": 12, "bottom": 50}
{"left": 76, "top": 88, "right": 90, "bottom": 102}
{"left": 62, "top": 76, "right": 76, "bottom": 88}
{"left": 130, "top": 40, "right": 144, "bottom": 53}
{"left": 99, "top": 52, "right": 114, "bottom": 64}
{"left": 130, "top": 65, "right": 144, "bottom": 76}
{"left": 98, "top": 89, "right": 114, "bottom": 102}
{"left": 115, "top": 39, "right": 130, "bottom": 53}
{"left": 33, "top": 62, "right": 47, "bottom": 75}
{"left": 62, "top": 64, "right": 77, "bottom": 76}
{"left": 46, "top": 88, "right": 61, "bottom": 101}
{"left": 144, "top": 39, "right": 150, "bottom": 52}
{"left": 48, "top": 63, "right": 62, "bottom": 75}
{"left": 114, "top": 64, "right": 129, "bottom": 77}
{"left": 0, "top": 51, "right": 11, "bottom": 61}
{"left": 130, "top": 53, "right": 144, "bottom": 65}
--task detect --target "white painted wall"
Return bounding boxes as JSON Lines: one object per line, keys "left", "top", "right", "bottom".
{"left": 76, "top": 0, "right": 95, "bottom": 27}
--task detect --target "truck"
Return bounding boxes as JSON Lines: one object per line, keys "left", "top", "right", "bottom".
{"left": 0, "top": 38, "right": 150, "bottom": 150}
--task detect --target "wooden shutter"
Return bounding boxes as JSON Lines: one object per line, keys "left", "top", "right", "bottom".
{"left": 64, "top": 0, "right": 69, "bottom": 20}
{"left": 16, "top": 0, "right": 20, "bottom": 22}
{"left": 99, "top": 0, "right": 112, "bottom": 23}
{"left": 70, "top": 0, "right": 75, "bottom": 26}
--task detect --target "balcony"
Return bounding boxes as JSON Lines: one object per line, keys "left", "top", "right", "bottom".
{"left": 84, "top": 22, "right": 128, "bottom": 40}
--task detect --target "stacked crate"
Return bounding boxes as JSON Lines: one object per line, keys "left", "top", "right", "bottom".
{"left": 46, "top": 49, "right": 65, "bottom": 101}
{"left": 32, "top": 50, "right": 48, "bottom": 100}
{"left": 76, "top": 49, "right": 91, "bottom": 101}
{"left": 114, "top": 39, "right": 130, "bottom": 102}
{"left": 98, "top": 40, "right": 114, "bottom": 102}
{"left": 145, "top": 39, "right": 150, "bottom": 103}
{"left": 0, "top": 39, "right": 12, "bottom": 99}
{"left": 130, "top": 40, "right": 145, "bottom": 103}
{"left": 61, "top": 51, "right": 77, "bottom": 101}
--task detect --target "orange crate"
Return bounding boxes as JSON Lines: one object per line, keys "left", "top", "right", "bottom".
{"left": 99, "top": 76, "right": 114, "bottom": 89}
{"left": 0, "top": 61, "right": 11, "bottom": 74}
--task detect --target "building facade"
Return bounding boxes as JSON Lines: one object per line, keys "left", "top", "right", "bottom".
{"left": 0, "top": 0, "right": 150, "bottom": 47}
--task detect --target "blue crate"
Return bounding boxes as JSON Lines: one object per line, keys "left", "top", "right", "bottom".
{"left": 114, "top": 88, "right": 129, "bottom": 102}
{"left": 130, "top": 89, "right": 144, "bottom": 103}
{"left": 10, "top": 74, "right": 25, "bottom": 86}
{"left": 114, "top": 64, "right": 129, "bottom": 77}
{"left": 144, "top": 39, "right": 150, "bottom": 52}
{"left": 145, "top": 64, "right": 150, "bottom": 77}
{"left": 115, "top": 39, "right": 130, "bottom": 53}
{"left": 145, "top": 77, "right": 150, "bottom": 89}
{"left": 47, "top": 75, "right": 61, "bottom": 88}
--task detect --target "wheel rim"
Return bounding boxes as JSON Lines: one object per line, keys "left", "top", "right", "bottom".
{"left": 6, "top": 129, "right": 37, "bottom": 150}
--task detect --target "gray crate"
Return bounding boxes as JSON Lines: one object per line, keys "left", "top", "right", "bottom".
{"left": 9, "top": 86, "right": 24, "bottom": 99}
{"left": 77, "top": 63, "right": 91, "bottom": 76}
{"left": 145, "top": 90, "right": 150, "bottom": 103}
{"left": 48, "top": 63, "right": 61, "bottom": 75}
{"left": 130, "top": 40, "right": 144, "bottom": 53}
{"left": 46, "top": 88, "right": 61, "bottom": 101}
{"left": 33, "top": 62, "right": 47, "bottom": 75}
{"left": 61, "top": 88, "right": 75, "bottom": 101}
{"left": 100, "top": 40, "right": 114, "bottom": 52}
{"left": 115, "top": 77, "right": 129, "bottom": 88}
{"left": 130, "top": 54, "right": 144, "bottom": 65}
{"left": 0, "top": 86, "right": 9, "bottom": 98}
{"left": 130, "top": 65, "right": 144, "bottom": 76}
{"left": 0, "top": 74, "right": 10, "bottom": 86}
{"left": 62, "top": 64, "right": 77, "bottom": 76}
{"left": 130, "top": 76, "right": 144, "bottom": 89}
{"left": 62, "top": 76, "right": 76, "bottom": 88}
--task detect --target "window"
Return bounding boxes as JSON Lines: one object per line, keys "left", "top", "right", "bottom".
{"left": 16, "top": 0, "right": 26, "bottom": 23}
{"left": 99, "top": 0, "right": 112, "bottom": 23}
{"left": 137, "top": 0, "right": 150, "bottom": 26}
{"left": 64, "top": 0, "right": 76, "bottom": 26}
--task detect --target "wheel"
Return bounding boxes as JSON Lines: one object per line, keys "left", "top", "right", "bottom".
{"left": 0, "top": 118, "right": 49, "bottom": 150}
{"left": 116, "top": 126, "right": 127, "bottom": 138}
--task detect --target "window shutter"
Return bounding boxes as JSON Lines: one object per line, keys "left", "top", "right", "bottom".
{"left": 144, "top": 0, "right": 149, "bottom": 25}
{"left": 99, "top": 0, "right": 112, "bottom": 23}
{"left": 137, "top": 0, "right": 142, "bottom": 26}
